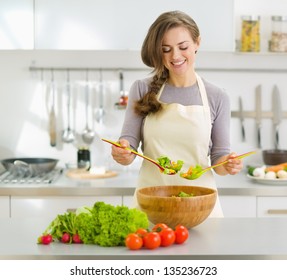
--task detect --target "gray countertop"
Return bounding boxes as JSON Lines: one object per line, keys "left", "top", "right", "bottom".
{"left": 0, "top": 170, "right": 287, "bottom": 197}
{"left": 1, "top": 217, "right": 287, "bottom": 260}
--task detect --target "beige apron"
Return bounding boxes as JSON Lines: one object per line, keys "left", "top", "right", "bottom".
{"left": 136, "top": 74, "right": 223, "bottom": 217}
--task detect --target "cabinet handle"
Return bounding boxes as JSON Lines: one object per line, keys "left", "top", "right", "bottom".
{"left": 267, "top": 209, "right": 287, "bottom": 215}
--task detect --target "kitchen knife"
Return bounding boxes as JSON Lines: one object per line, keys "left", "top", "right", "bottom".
{"left": 272, "top": 85, "right": 283, "bottom": 150}
{"left": 255, "top": 85, "right": 262, "bottom": 149}
{"left": 238, "top": 96, "right": 246, "bottom": 142}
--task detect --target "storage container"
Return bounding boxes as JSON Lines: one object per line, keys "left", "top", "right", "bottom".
{"left": 270, "top": 16, "right": 287, "bottom": 52}
{"left": 240, "top": 15, "right": 260, "bottom": 52}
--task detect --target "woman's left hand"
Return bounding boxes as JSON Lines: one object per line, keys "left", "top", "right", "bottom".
{"left": 224, "top": 152, "right": 243, "bottom": 175}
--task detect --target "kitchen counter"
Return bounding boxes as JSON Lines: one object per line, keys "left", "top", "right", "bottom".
{"left": 0, "top": 170, "right": 286, "bottom": 197}
{"left": 0, "top": 217, "right": 287, "bottom": 260}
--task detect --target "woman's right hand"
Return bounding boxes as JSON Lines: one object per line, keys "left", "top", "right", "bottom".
{"left": 111, "top": 139, "right": 136, "bottom": 166}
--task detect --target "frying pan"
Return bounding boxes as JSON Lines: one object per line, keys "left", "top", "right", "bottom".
{"left": 0, "top": 158, "right": 58, "bottom": 177}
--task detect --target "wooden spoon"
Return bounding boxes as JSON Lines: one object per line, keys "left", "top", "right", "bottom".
{"left": 102, "top": 138, "right": 176, "bottom": 175}
{"left": 180, "top": 151, "right": 256, "bottom": 180}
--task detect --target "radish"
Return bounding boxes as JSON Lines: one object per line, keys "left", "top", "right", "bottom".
{"left": 61, "top": 233, "right": 71, "bottom": 243}
{"left": 72, "top": 234, "right": 82, "bottom": 243}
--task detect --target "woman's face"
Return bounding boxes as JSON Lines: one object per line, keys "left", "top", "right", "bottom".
{"left": 161, "top": 26, "right": 200, "bottom": 77}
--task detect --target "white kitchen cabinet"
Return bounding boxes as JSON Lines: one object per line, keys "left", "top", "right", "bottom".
{"left": 220, "top": 195, "right": 257, "bottom": 217}
{"left": 10, "top": 196, "right": 122, "bottom": 218}
{"left": 257, "top": 197, "right": 287, "bottom": 217}
{"left": 0, "top": 196, "right": 10, "bottom": 218}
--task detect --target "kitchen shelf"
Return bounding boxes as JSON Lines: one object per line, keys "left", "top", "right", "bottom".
{"left": 231, "top": 110, "right": 287, "bottom": 119}
{"left": 29, "top": 66, "right": 149, "bottom": 72}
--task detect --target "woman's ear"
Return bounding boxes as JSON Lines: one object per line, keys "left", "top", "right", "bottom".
{"left": 195, "top": 36, "right": 201, "bottom": 53}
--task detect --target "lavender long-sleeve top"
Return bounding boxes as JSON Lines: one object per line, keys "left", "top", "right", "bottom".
{"left": 120, "top": 76, "right": 231, "bottom": 165}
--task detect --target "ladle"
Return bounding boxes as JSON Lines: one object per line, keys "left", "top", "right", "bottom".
{"left": 82, "top": 70, "right": 95, "bottom": 144}
{"left": 102, "top": 138, "right": 176, "bottom": 175}
{"left": 62, "top": 70, "right": 75, "bottom": 143}
{"left": 180, "top": 151, "right": 256, "bottom": 180}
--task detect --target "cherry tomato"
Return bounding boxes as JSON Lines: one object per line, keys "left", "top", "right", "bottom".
{"left": 61, "top": 232, "right": 71, "bottom": 243}
{"left": 152, "top": 223, "right": 169, "bottom": 232}
{"left": 159, "top": 228, "right": 176, "bottom": 247}
{"left": 125, "top": 233, "right": 143, "bottom": 250}
{"left": 174, "top": 225, "right": 189, "bottom": 244}
{"left": 143, "top": 232, "right": 161, "bottom": 249}
{"left": 136, "top": 228, "right": 148, "bottom": 238}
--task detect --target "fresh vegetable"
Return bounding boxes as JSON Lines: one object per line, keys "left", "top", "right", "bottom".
{"left": 174, "top": 225, "right": 189, "bottom": 244}
{"left": 265, "top": 162, "right": 287, "bottom": 173}
{"left": 159, "top": 228, "right": 175, "bottom": 247}
{"left": 125, "top": 224, "right": 189, "bottom": 250}
{"left": 157, "top": 156, "right": 184, "bottom": 174}
{"left": 38, "top": 201, "right": 149, "bottom": 247}
{"left": 75, "top": 202, "right": 149, "bottom": 246}
{"left": 180, "top": 164, "right": 203, "bottom": 180}
{"left": 143, "top": 232, "right": 161, "bottom": 249}
{"left": 264, "top": 171, "right": 276, "bottom": 179}
{"left": 252, "top": 166, "right": 266, "bottom": 178}
{"left": 38, "top": 234, "right": 53, "bottom": 245}
{"left": 152, "top": 223, "right": 169, "bottom": 232}
{"left": 61, "top": 232, "right": 71, "bottom": 243}
{"left": 172, "top": 191, "right": 194, "bottom": 198}
{"left": 277, "top": 170, "right": 287, "bottom": 179}
{"left": 135, "top": 228, "right": 148, "bottom": 237}
{"left": 125, "top": 233, "right": 143, "bottom": 250}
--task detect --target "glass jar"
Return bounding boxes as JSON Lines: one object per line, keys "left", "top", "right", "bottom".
{"left": 77, "top": 147, "right": 91, "bottom": 170}
{"left": 270, "top": 16, "right": 287, "bottom": 52}
{"left": 240, "top": 15, "right": 260, "bottom": 52}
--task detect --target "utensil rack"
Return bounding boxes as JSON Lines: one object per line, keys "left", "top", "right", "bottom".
{"left": 231, "top": 111, "right": 287, "bottom": 119}
{"left": 29, "top": 66, "right": 149, "bottom": 72}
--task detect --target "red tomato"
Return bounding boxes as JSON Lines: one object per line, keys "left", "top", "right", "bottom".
{"left": 143, "top": 232, "right": 161, "bottom": 249}
{"left": 174, "top": 225, "right": 189, "bottom": 244}
{"left": 125, "top": 233, "right": 143, "bottom": 250}
{"left": 152, "top": 223, "right": 169, "bottom": 232}
{"left": 159, "top": 228, "right": 176, "bottom": 247}
{"left": 61, "top": 232, "right": 71, "bottom": 243}
{"left": 136, "top": 228, "right": 148, "bottom": 237}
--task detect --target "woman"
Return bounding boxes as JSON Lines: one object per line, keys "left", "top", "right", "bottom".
{"left": 111, "top": 10, "right": 243, "bottom": 217}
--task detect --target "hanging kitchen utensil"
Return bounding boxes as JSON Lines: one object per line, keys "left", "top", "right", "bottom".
{"left": 62, "top": 70, "right": 75, "bottom": 143}
{"left": 255, "top": 85, "right": 262, "bottom": 149}
{"left": 272, "top": 85, "right": 283, "bottom": 150}
{"left": 49, "top": 70, "right": 57, "bottom": 147}
{"left": 96, "top": 69, "right": 105, "bottom": 124}
{"left": 115, "top": 70, "right": 128, "bottom": 109}
{"left": 82, "top": 70, "right": 95, "bottom": 145}
{"left": 238, "top": 96, "right": 246, "bottom": 142}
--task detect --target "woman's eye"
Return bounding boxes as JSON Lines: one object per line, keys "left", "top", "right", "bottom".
{"left": 179, "top": 46, "right": 188, "bottom": 51}
{"left": 162, "top": 47, "right": 171, "bottom": 53}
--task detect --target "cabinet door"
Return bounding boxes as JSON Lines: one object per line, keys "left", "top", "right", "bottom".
{"left": 11, "top": 196, "right": 122, "bottom": 218}
{"left": 257, "top": 197, "right": 287, "bottom": 217}
{"left": 220, "top": 195, "right": 256, "bottom": 217}
{"left": 0, "top": 196, "right": 10, "bottom": 218}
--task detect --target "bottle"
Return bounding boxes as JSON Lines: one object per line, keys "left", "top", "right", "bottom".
{"left": 77, "top": 147, "right": 91, "bottom": 170}
{"left": 270, "top": 16, "right": 287, "bottom": 52}
{"left": 240, "top": 15, "right": 260, "bottom": 52}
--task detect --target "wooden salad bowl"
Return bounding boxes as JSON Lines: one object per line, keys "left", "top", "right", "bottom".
{"left": 136, "top": 185, "right": 217, "bottom": 229}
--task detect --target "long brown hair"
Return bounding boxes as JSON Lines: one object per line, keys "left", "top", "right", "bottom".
{"left": 134, "top": 10, "right": 200, "bottom": 117}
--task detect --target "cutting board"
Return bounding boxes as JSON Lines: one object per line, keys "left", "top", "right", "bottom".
{"left": 65, "top": 169, "right": 117, "bottom": 179}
